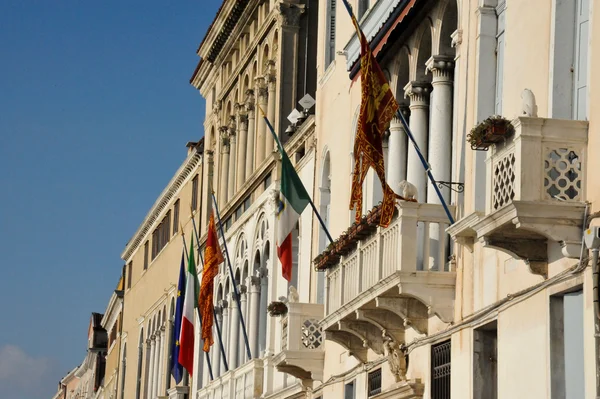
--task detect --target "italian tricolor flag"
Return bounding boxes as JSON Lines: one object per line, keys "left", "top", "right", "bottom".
{"left": 276, "top": 152, "right": 310, "bottom": 281}
{"left": 178, "top": 238, "right": 199, "bottom": 374}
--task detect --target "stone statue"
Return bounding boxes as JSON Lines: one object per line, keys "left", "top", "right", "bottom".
{"left": 288, "top": 286, "right": 299, "bottom": 303}
{"left": 384, "top": 339, "right": 408, "bottom": 382}
{"left": 398, "top": 180, "right": 418, "bottom": 201}
{"left": 521, "top": 88, "right": 537, "bottom": 117}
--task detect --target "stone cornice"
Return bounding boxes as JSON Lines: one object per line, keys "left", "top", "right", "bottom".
{"left": 192, "top": 2, "right": 277, "bottom": 99}
{"left": 121, "top": 149, "right": 203, "bottom": 262}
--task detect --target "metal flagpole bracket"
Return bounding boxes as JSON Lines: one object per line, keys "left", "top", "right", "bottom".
{"left": 436, "top": 181, "right": 464, "bottom": 193}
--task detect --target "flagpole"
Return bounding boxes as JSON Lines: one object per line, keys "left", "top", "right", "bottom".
{"left": 189, "top": 206, "right": 230, "bottom": 372}
{"left": 257, "top": 106, "right": 335, "bottom": 245}
{"left": 210, "top": 192, "right": 253, "bottom": 361}
{"left": 341, "top": 0, "right": 455, "bottom": 225}
{"left": 180, "top": 229, "right": 214, "bottom": 381}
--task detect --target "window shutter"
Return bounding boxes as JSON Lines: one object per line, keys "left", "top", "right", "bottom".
{"left": 494, "top": 7, "right": 505, "bottom": 115}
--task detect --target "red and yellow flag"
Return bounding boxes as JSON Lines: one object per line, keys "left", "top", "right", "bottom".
{"left": 348, "top": 14, "right": 406, "bottom": 227}
{"left": 199, "top": 212, "right": 224, "bottom": 352}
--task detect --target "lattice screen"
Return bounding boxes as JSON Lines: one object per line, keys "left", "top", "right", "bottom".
{"left": 302, "top": 318, "right": 323, "bottom": 349}
{"left": 492, "top": 152, "right": 516, "bottom": 210}
{"left": 544, "top": 147, "right": 582, "bottom": 201}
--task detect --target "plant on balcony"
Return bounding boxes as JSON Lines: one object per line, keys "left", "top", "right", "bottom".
{"left": 366, "top": 204, "right": 383, "bottom": 224}
{"left": 267, "top": 301, "right": 288, "bottom": 316}
{"left": 467, "top": 115, "right": 514, "bottom": 150}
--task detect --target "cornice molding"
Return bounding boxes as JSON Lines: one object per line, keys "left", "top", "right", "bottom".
{"left": 121, "top": 149, "right": 202, "bottom": 261}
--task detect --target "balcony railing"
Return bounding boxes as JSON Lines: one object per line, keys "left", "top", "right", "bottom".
{"left": 449, "top": 117, "right": 588, "bottom": 278}
{"left": 196, "top": 358, "right": 263, "bottom": 399}
{"left": 326, "top": 202, "right": 456, "bottom": 317}
{"left": 487, "top": 117, "right": 588, "bottom": 212}
{"left": 273, "top": 302, "right": 325, "bottom": 382}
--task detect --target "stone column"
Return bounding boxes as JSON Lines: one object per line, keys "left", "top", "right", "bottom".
{"left": 227, "top": 116, "right": 237, "bottom": 201}
{"left": 425, "top": 56, "right": 454, "bottom": 271}
{"left": 157, "top": 325, "right": 166, "bottom": 396}
{"left": 248, "top": 276, "right": 261, "bottom": 358}
{"left": 426, "top": 55, "right": 454, "bottom": 203}
{"left": 265, "top": 62, "right": 277, "bottom": 157}
{"left": 219, "top": 127, "right": 230, "bottom": 205}
{"left": 404, "top": 81, "right": 431, "bottom": 201}
{"left": 258, "top": 267, "right": 269, "bottom": 356}
{"left": 212, "top": 306, "right": 223, "bottom": 377}
{"left": 387, "top": 107, "right": 410, "bottom": 190}
{"left": 245, "top": 90, "right": 256, "bottom": 173}
{"left": 236, "top": 105, "right": 248, "bottom": 190}
{"left": 147, "top": 335, "right": 156, "bottom": 399}
{"left": 228, "top": 293, "right": 240, "bottom": 370}
{"left": 219, "top": 300, "right": 229, "bottom": 376}
{"left": 254, "top": 77, "right": 268, "bottom": 166}
{"left": 238, "top": 285, "right": 248, "bottom": 365}
{"left": 152, "top": 329, "right": 162, "bottom": 398}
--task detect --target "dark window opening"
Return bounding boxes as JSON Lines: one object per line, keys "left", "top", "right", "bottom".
{"left": 431, "top": 340, "right": 451, "bottom": 399}
{"left": 173, "top": 199, "right": 180, "bottom": 235}
{"left": 192, "top": 174, "right": 199, "bottom": 211}
{"left": 368, "top": 368, "right": 382, "bottom": 396}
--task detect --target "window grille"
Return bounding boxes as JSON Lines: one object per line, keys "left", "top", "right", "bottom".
{"left": 431, "top": 340, "right": 451, "bottom": 399}
{"left": 368, "top": 368, "right": 382, "bottom": 396}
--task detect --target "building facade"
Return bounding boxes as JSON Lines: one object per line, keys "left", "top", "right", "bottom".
{"left": 56, "top": 0, "right": 600, "bottom": 398}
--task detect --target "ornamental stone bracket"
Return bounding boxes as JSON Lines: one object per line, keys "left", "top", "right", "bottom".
{"left": 323, "top": 329, "right": 369, "bottom": 363}
{"left": 447, "top": 211, "right": 485, "bottom": 253}
{"left": 473, "top": 201, "right": 585, "bottom": 279}
{"left": 338, "top": 320, "right": 385, "bottom": 355}
{"left": 355, "top": 309, "right": 405, "bottom": 345}
{"left": 375, "top": 297, "right": 429, "bottom": 335}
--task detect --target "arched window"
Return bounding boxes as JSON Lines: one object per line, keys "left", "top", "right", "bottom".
{"left": 317, "top": 151, "right": 332, "bottom": 304}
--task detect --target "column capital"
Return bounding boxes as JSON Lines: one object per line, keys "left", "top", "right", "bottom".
{"left": 236, "top": 105, "right": 248, "bottom": 126}
{"left": 228, "top": 115, "right": 237, "bottom": 134}
{"left": 219, "top": 299, "right": 229, "bottom": 311}
{"left": 249, "top": 275, "right": 261, "bottom": 288}
{"left": 214, "top": 305, "right": 223, "bottom": 316}
{"left": 219, "top": 126, "right": 230, "bottom": 148}
{"left": 228, "top": 293, "right": 237, "bottom": 306}
{"left": 245, "top": 89, "right": 255, "bottom": 114}
{"left": 255, "top": 266, "right": 268, "bottom": 279}
{"left": 403, "top": 81, "right": 431, "bottom": 107}
{"left": 276, "top": 2, "right": 306, "bottom": 28}
{"left": 212, "top": 99, "right": 222, "bottom": 116}
{"left": 451, "top": 29, "right": 463, "bottom": 49}
{"left": 425, "top": 55, "right": 455, "bottom": 82}
{"left": 255, "top": 76, "right": 268, "bottom": 100}
{"left": 239, "top": 284, "right": 247, "bottom": 295}
{"left": 391, "top": 106, "right": 410, "bottom": 127}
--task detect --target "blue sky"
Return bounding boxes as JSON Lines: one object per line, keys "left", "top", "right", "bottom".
{"left": 0, "top": 1, "right": 220, "bottom": 397}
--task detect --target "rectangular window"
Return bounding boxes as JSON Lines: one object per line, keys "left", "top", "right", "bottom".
{"left": 235, "top": 205, "right": 243, "bottom": 221}
{"left": 264, "top": 173, "right": 272, "bottom": 190}
{"left": 143, "top": 241, "right": 149, "bottom": 270}
{"left": 151, "top": 212, "right": 172, "bottom": 260}
{"left": 192, "top": 175, "right": 199, "bottom": 211}
{"left": 550, "top": 290, "right": 584, "bottom": 398}
{"left": 173, "top": 200, "right": 180, "bottom": 235}
{"left": 368, "top": 369, "right": 382, "bottom": 397}
{"left": 473, "top": 322, "right": 497, "bottom": 399}
{"left": 494, "top": 4, "right": 506, "bottom": 115}
{"left": 325, "top": 0, "right": 337, "bottom": 67}
{"left": 357, "top": 0, "right": 369, "bottom": 20}
{"left": 344, "top": 381, "right": 355, "bottom": 399}
{"left": 127, "top": 262, "right": 132, "bottom": 289}
{"left": 573, "top": 0, "right": 589, "bottom": 120}
{"left": 431, "top": 340, "right": 451, "bottom": 399}
{"left": 243, "top": 196, "right": 251, "bottom": 211}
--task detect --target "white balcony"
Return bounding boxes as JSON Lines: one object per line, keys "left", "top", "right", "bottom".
{"left": 449, "top": 117, "right": 588, "bottom": 278}
{"left": 322, "top": 202, "right": 456, "bottom": 364}
{"left": 196, "top": 358, "right": 263, "bottom": 399}
{"left": 272, "top": 303, "right": 324, "bottom": 383}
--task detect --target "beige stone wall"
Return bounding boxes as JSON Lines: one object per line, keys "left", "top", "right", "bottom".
{"left": 120, "top": 151, "right": 204, "bottom": 399}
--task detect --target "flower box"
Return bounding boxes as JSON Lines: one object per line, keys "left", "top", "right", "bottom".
{"left": 467, "top": 116, "right": 514, "bottom": 151}
{"left": 267, "top": 301, "right": 288, "bottom": 316}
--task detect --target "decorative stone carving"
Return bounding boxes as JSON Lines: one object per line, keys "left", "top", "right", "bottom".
{"left": 451, "top": 29, "right": 463, "bottom": 48}
{"left": 276, "top": 3, "right": 306, "bottom": 28}
{"left": 521, "top": 88, "right": 537, "bottom": 117}
{"left": 237, "top": 104, "right": 248, "bottom": 127}
{"left": 384, "top": 338, "right": 408, "bottom": 382}
{"left": 288, "top": 286, "right": 299, "bottom": 303}
{"left": 228, "top": 115, "right": 236, "bottom": 134}
{"left": 245, "top": 89, "right": 255, "bottom": 113}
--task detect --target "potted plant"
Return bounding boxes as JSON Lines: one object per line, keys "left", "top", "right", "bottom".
{"left": 467, "top": 115, "right": 514, "bottom": 150}
{"left": 267, "top": 301, "right": 288, "bottom": 316}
